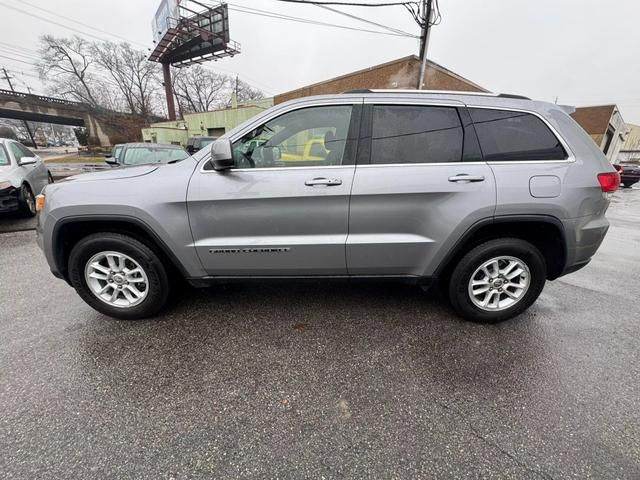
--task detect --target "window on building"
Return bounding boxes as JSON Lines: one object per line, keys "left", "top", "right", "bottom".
{"left": 469, "top": 108, "right": 567, "bottom": 161}
{"left": 370, "top": 105, "right": 464, "bottom": 164}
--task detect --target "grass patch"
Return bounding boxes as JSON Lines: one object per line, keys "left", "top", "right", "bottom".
{"left": 46, "top": 156, "right": 106, "bottom": 164}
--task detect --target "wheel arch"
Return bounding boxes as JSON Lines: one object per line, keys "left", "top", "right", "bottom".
{"left": 52, "top": 216, "right": 189, "bottom": 282}
{"left": 435, "top": 215, "right": 568, "bottom": 282}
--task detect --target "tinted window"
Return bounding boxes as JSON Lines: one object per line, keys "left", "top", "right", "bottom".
{"left": 469, "top": 108, "right": 567, "bottom": 161}
{"left": 232, "top": 105, "right": 353, "bottom": 168}
{"left": 0, "top": 145, "right": 9, "bottom": 166}
{"left": 370, "top": 105, "right": 463, "bottom": 164}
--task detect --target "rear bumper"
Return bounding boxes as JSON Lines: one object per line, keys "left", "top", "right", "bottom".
{"left": 559, "top": 215, "right": 609, "bottom": 278}
{"left": 0, "top": 187, "right": 19, "bottom": 213}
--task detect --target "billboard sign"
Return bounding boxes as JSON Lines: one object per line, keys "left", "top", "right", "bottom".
{"left": 149, "top": 2, "right": 240, "bottom": 67}
{"left": 152, "top": 0, "right": 179, "bottom": 44}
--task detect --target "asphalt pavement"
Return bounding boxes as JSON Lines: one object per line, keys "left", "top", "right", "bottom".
{"left": 1, "top": 188, "right": 639, "bottom": 479}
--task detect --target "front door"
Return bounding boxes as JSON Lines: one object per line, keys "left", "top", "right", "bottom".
{"left": 187, "top": 102, "right": 361, "bottom": 276}
{"left": 347, "top": 102, "right": 497, "bottom": 277}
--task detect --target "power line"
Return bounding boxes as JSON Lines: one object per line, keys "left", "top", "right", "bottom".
{"left": 273, "top": 0, "right": 417, "bottom": 6}
{"left": 314, "top": 4, "right": 417, "bottom": 37}
{"left": 227, "top": 3, "right": 414, "bottom": 37}
{"left": 16, "top": 0, "right": 149, "bottom": 48}
{"left": 0, "top": 1, "right": 128, "bottom": 44}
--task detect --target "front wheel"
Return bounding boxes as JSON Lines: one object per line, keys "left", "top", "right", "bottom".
{"left": 68, "top": 233, "right": 170, "bottom": 319}
{"left": 18, "top": 183, "right": 36, "bottom": 217}
{"left": 448, "top": 238, "right": 547, "bottom": 323}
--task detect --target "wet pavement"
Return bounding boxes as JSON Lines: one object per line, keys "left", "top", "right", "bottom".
{"left": 0, "top": 188, "right": 639, "bottom": 479}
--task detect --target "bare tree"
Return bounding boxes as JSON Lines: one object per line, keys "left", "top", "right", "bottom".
{"left": 92, "top": 41, "right": 161, "bottom": 118}
{"left": 37, "top": 35, "right": 100, "bottom": 106}
{"left": 234, "top": 78, "right": 265, "bottom": 103}
{"left": 172, "top": 66, "right": 230, "bottom": 113}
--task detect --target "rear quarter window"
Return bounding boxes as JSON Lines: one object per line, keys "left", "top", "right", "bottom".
{"left": 469, "top": 108, "right": 567, "bottom": 161}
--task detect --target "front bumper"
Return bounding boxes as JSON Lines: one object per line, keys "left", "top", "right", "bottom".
{"left": 0, "top": 186, "right": 19, "bottom": 213}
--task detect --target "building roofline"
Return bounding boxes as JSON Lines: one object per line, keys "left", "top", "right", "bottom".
{"left": 276, "top": 54, "right": 489, "bottom": 96}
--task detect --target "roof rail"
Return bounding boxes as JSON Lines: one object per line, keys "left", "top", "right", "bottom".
{"left": 342, "top": 89, "right": 531, "bottom": 100}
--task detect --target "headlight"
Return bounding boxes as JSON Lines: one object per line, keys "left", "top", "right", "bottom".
{"left": 0, "top": 180, "right": 12, "bottom": 190}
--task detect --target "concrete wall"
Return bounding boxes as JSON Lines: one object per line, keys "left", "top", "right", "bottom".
{"left": 142, "top": 98, "right": 273, "bottom": 146}
{"left": 274, "top": 55, "right": 488, "bottom": 104}
{"left": 622, "top": 123, "right": 640, "bottom": 151}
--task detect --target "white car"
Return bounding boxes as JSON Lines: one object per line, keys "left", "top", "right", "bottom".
{"left": 0, "top": 138, "right": 52, "bottom": 217}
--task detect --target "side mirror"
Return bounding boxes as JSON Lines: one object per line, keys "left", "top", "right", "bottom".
{"left": 210, "top": 138, "right": 235, "bottom": 171}
{"left": 105, "top": 158, "right": 120, "bottom": 167}
{"left": 19, "top": 156, "right": 37, "bottom": 166}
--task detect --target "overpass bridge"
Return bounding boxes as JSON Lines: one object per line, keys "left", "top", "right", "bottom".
{"left": 0, "top": 89, "right": 148, "bottom": 146}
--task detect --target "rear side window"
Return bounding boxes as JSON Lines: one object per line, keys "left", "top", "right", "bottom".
{"left": 371, "top": 105, "right": 463, "bottom": 164}
{"left": 469, "top": 108, "right": 567, "bottom": 161}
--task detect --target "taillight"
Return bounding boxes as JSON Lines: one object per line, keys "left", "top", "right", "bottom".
{"left": 597, "top": 172, "right": 620, "bottom": 192}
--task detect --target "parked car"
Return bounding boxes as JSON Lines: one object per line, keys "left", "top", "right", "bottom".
{"left": 186, "top": 136, "right": 218, "bottom": 154}
{"left": 105, "top": 143, "right": 189, "bottom": 167}
{"left": 36, "top": 91, "right": 618, "bottom": 322}
{"left": 614, "top": 161, "right": 640, "bottom": 188}
{"left": 105, "top": 143, "right": 124, "bottom": 164}
{"left": 0, "top": 138, "right": 53, "bottom": 217}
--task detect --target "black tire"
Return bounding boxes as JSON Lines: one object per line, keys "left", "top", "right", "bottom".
{"left": 47, "top": 171, "right": 54, "bottom": 184}
{"left": 622, "top": 180, "right": 636, "bottom": 188}
{"left": 68, "top": 233, "right": 170, "bottom": 320}
{"left": 18, "top": 183, "right": 36, "bottom": 217}
{"left": 448, "top": 238, "right": 546, "bottom": 323}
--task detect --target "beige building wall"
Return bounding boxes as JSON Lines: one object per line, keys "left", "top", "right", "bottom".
{"left": 142, "top": 98, "right": 274, "bottom": 146}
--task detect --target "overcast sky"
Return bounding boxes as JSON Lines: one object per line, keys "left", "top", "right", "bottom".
{"left": 1, "top": 0, "right": 639, "bottom": 123}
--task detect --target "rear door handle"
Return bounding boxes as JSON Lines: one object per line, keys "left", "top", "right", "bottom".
{"left": 305, "top": 177, "right": 342, "bottom": 187}
{"left": 448, "top": 174, "right": 485, "bottom": 183}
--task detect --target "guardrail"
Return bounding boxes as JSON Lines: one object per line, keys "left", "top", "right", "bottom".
{"left": 0, "top": 88, "right": 84, "bottom": 107}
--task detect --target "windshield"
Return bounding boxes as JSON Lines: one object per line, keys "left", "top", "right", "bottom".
{"left": 0, "top": 145, "right": 9, "bottom": 166}
{"left": 122, "top": 146, "right": 189, "bottom": 165}
{"left": 200, "top": 138, "right": 215, "bottom": 149}
{"left": 113, "top": 145, "right": 123, "bottom": 161}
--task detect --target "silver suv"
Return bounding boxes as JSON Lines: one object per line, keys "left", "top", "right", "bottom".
{"left": 36, "top": 91, "right": 619, "bottom": 323}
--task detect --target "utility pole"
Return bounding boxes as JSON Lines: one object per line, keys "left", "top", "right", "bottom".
{"left": 1, "top": 67, "right": 37, "bottom": 149}
{"left": 417, "top": 0, "right": 433, "bottom": 90}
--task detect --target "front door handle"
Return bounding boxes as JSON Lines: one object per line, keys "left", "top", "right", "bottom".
{"left": 448, "top": 174, "right": 485, "bottom": 183}
{"left": 305, "top": 177, "right": 342, "bottom": 187}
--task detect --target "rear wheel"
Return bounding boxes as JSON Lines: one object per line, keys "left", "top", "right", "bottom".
{"left": 18, "top": 183, "right": 36, "bottom": 217}
{"left": 448, "top": 238, "right": 546, "bottom": 323}
{"left": 622, "top": 180, "right": 636, "bottom": 188}
{"left": 68, "top": 233, "right": 170, "bottom": 319}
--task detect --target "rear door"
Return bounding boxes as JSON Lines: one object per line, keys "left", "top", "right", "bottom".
{"left": 347, "top": 99, "right": 496, "bottom": 277}
{"left": 187, "top": 100, "right": 362, "bottom": 276}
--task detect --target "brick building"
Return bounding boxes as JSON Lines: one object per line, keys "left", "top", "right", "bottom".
{"left": 570, "top": 105, "right": 626, "bottom": 162}
{"left": 274, "top": 55, "right": 488, "bottom": 104}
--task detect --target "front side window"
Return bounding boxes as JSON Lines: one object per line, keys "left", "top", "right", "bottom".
{"left": 469, "top": 108, "right": 567, "bottom": 161}
{"left": 0, "top": 145, "right": 9, "bottom": 166}
{"left": 232, "top": 105, "right": 353, "bottom": 169}
{"left": 370, "top": 105, "right": 464, "bottom": 164}
{"left": 18, "top": 144, "right": 34, "bottom": 158}
{"left": 9, "top": 142, "right": 25, "bottom": 163}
